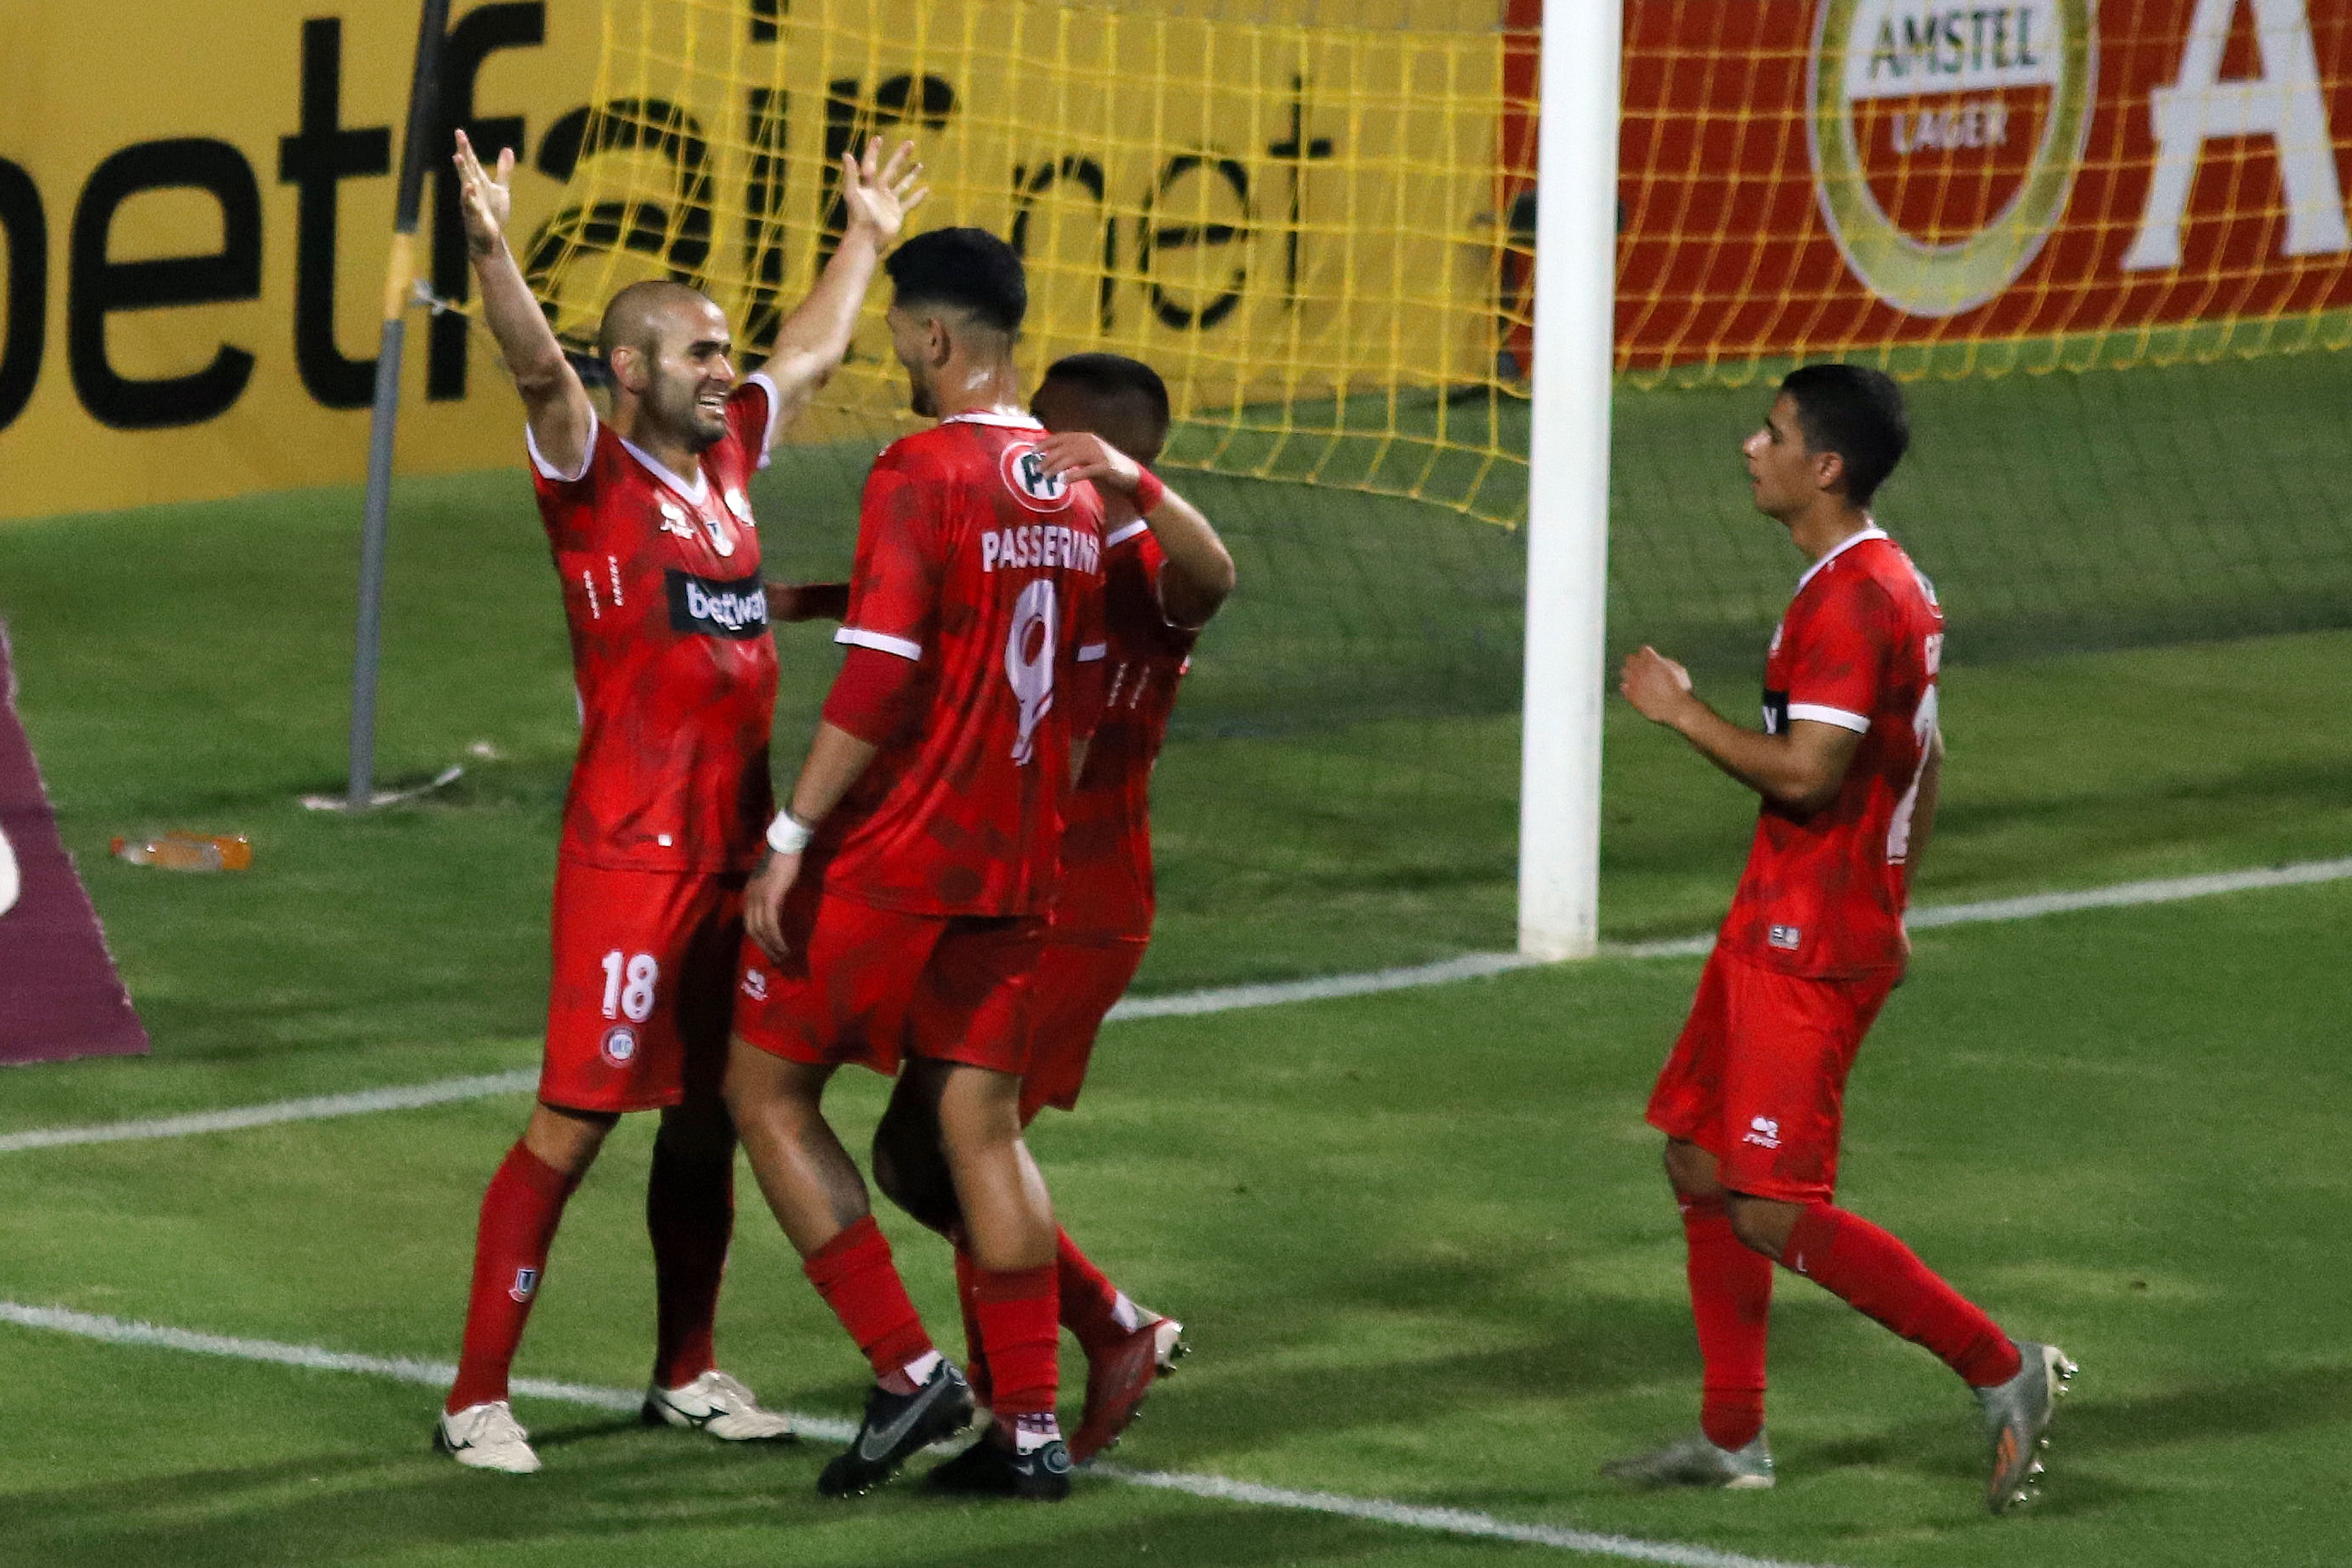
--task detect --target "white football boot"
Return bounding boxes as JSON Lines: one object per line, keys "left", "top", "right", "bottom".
{"left": 642, "top": 1369, "right": 795, "bottom": 1441}
{"left": 435, "top": 1400, "right": 542, "bottom": 1473}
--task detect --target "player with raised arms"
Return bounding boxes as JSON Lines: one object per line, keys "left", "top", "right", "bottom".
{"left": 1609, "top": 365, "right": 2074, "bottom": 1513}
{"left": 866, "top": 352, "right": 1231, "bottom": 1465}
{"left": 726, "top": 227, "right": 1109, "bottom": 1500}
{"left": 433, "top": 127, "right": 924, "bottom": 1473}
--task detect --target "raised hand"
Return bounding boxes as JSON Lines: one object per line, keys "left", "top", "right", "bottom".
{"left": 1038, "top": 431, "right": 1144, "bottom": 496}
{"left": 837, "top": 137, "right": 929, "bottom": 247}
{"left": 452, "top": 128, "right": 514, "bottom": 255}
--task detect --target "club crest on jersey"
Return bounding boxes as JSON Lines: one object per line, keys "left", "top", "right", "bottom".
{"left": 508, "top": 1266, "right": 540, "bottom": 1303}
{"left": 740, "top": 968, "right": 769, "bottom": 1002}
{"left": 1768, "top": 924, "right": 1803, "bottom": 951}
{"left": 600, "top": 1025, "right": 639, "bottom": 1067}
{"left": 1001, "top": 442, "right": 1073, "bottom": 513}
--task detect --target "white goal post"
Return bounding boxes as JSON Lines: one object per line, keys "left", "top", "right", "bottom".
{"left": 1516, "top": 0, "right": 1622, "bottom": 961}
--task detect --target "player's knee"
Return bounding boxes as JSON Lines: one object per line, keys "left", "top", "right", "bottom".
{"left": 525, "top": 1102, "right": 618, "bottom": 1178}
{"left": 1725, "top": 1197, "right": 1796, "bottom": 1259}
{"left": 1662, "top": 1138, "right": 1721, "bottom": 1198}
{"left": 870, "top": 1119, "right": 959, "bottom": 1236}
{"left": 655, "top": 1098, "right": 736, "bottom": 1161}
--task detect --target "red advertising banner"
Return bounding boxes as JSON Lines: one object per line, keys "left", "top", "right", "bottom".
{"left": 0, "top": 625, "right": 148, "bottom": 1067}
{"left": 1615, "top": 0, "right": 2352, "bottom": 377}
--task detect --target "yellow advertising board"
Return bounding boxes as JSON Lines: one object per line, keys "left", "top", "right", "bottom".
{"left": 0, "top": 0, "right": 1510, "bottom": 522}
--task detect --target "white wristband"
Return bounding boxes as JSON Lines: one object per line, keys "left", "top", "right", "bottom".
{"left": 765, "top": 810, "right": 814, "bottom": 856}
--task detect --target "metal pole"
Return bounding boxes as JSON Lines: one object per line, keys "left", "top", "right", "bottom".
{"left": 348, "top": 0, "right": 451, "bottom": 809}
{"left": 1514, "top": 0, "right": 1622, "bottom": 960}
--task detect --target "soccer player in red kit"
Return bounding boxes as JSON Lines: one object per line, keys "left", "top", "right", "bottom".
{"left": 726, "top": 227, "right": 1108, "bottom": 1500}
{"left": 1610, "top": 365, "right": 2074, "bottom": 1514}
{"left": 433, "top": 129, "right": 925, "bottom": 1473}
{"left": 868, "top": 353, "right": 1231, "bottom": 1465}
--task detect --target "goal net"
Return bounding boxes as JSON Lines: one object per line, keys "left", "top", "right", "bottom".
{"left": 511, "top": 0, "right": 2352, "bottom": 977}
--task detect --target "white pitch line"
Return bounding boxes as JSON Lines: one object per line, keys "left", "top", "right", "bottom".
{"left": 1105, "top": 950, "right": 1546, "bottom": 1020}
{"left": 1098, "top": 1464, "right": 1846, "bottom": 1568}
{"left": 6, "top": 856, "right": 2347, "bottom": 1158}
{"left": 0, "top": 1300, "right": 1839, "bottom": 1568}
{"left": 0, "top": 1069, "right": 539, "bottom": 1155}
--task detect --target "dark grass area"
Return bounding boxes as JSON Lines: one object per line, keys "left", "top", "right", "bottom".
{"left": 0, "top": 883, "right": 2347, "bottom": 1566}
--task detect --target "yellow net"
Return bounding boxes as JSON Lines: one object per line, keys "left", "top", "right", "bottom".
{"left": 1617, "top": 0, "right": 2352, "bottom": 388}
{"left": 521, "top": 0, "right": 1536, "bottom": 524}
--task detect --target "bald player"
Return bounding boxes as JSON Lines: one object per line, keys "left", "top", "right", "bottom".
{"left": 432, "top": 128, "right": 924, "bottom": 1474}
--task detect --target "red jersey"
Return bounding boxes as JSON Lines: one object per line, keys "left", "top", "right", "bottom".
{"left": 531, "top": 376, "right": 782, "bottom": 873}
{"left": 1053, "top": 519, "right": 1199, "bottom": 943}
{"left": 1719, "top": 527, "right": 1944, "bottom": 979}
{"left": 808, "top": 412, "right": 1107, "bottom": 916}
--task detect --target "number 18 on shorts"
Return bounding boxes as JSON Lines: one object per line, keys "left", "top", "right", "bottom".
{"left": 540, "top": 861, "right": 746, "bottom": 1113}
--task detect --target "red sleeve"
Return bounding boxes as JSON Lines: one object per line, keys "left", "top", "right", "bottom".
{"left": 1785, "top": 573, "right": 1890, "bottom": 734}
{"left": 822, "top": 645, "right": 926, "bottom": 746}
{"left": 528, "top": 413, "right": 603, "bottom": 551}
{"left": 834, "top": 446, "right": 945, "bottom": 661}
{"left": 725, "top": 375, "right": 780, "bottom": 470}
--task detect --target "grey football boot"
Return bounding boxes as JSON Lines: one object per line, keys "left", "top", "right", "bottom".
{"left": 1600, "top": 1432, "right": 1775, "bottom": 1489}
{"left": 1978, "top": 1341, "right": 2077, "bottom": 1514}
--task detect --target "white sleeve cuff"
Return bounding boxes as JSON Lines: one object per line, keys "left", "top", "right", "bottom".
{"left": 526, "top": 410, "right": 596, "bottom": 483}
{"left": 1787, "top": 702, "right": 1871, "bottom": 734}
{"left": 834, "top": 626, "right": 923, "bottom": 661}
{"left": 746, "top": 371, "right": 785, "bottom": 469}
{"left": 1104, "top": 517, "right": 1150, "bottom": 548}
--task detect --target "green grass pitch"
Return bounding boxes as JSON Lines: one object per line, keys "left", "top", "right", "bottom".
{"left": 1, "top": 377, "right": 2349, "bottom": 1564}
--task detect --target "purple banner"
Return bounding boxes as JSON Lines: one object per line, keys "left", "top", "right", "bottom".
{"left": 0, "top": 622, "right": 148, "bottom": 1065}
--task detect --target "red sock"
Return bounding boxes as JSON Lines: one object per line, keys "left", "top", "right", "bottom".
{"left": 1056, "top": 1228, "right": 1126, "bottom": 1356}
{"left": 1681, "top": 1194, "right": 1773, "bottom": 1450}
{"left": 972, "top": 1264, "right": 1059, "bottom": 1419}
{"left": 954, "top": 1248, "right": 992, "bottom": 1402}
{"left": 802, "top": 1215, "right": 933, "bottom": 1379}
{"left": 646, "top": 1142, "right": 733, "bottom": 1389}
{"left": 447, "top": 1142, "right": 579, "bottom": 1413}
{"left": 1784, "top": 1203, "right": 2022, "bottom": 1387}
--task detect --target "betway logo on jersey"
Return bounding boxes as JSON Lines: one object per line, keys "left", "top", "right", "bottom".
{"left": 981, "top": 523, "right": 1101, "bottom": 576}
{"left": 665, "top": 570, "right": 770, "bottom": 639}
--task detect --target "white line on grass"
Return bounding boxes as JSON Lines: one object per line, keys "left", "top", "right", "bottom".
{"left": 0, "top": 1300, "right": 1840, "bottom": 1568}
{"left": 0, "top": 1070, "right": 539, "bottom": 1155}
{"left": 7, "top": 856, "right": 2347, "bottom": 1158}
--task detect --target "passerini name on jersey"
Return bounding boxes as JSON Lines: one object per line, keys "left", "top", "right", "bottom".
{"left": 980, "top": 523, "right": 1102, "bottom": 575}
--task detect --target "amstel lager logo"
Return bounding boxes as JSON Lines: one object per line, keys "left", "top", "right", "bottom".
{"left": 1809, "top": 0, "right": 2097, "bottom": 317}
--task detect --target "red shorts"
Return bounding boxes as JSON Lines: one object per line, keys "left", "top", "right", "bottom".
{"left": 1645, "top": 946, "right": 1897, "bottom": 1204}
{"left": 733, "top": 884, "right": 1046, "bottom": 1077}
{"left": 542, "top": 862, "right": 745, "bottom": 1114}
{"left": 1020, "top": 936, "right": 1149, "bottom": 1121}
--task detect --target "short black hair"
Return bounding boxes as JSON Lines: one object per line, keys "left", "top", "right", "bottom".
{"left": 884, "top": 227, "right": 1026, "bottom": 335}
{"left": 1042, "top": 353, "right": 1171, "bottom": 433}
{"left": 1779, "top": 363, "right": 1909, "bottom": 505}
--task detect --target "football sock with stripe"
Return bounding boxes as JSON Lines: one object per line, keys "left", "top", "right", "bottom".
{"left": 801, "top": 1214, "right": 935, "bottom": 1383}
{"left": 1680, "top": 1193, "right": 1773, "bottom": 1451}
{"left": 645, "top": 1140, "right": 733, "bottom": 1390}
{"left": 1783, "top": 1203, "right": 2023, "bottom": 1388}
{"left": 1055, "top": 1228, "right": 1131, "bottom": 1357}
{"left": 973, "top": 1264, "right": 1060, "bottom": 1423}
{"left": 448, "top": 1141, "right": 580, "bottom": 1414}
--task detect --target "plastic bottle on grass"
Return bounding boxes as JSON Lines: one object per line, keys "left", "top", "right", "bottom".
{"left": 111, "top": 833, "right": 252, "bottom": 871}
